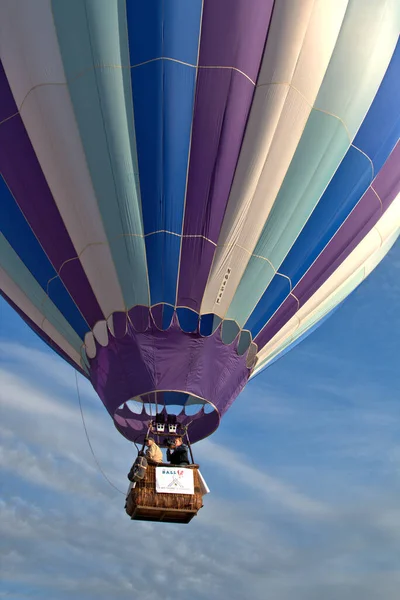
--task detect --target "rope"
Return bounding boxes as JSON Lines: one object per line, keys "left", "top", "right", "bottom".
{"left": 74, "top": 371, "right": 125, "bottom": 496}
{"left": 154, "top": 391, "right": 161, "bottom": 446}
{"left": 185, "top": 425, "right": 195, "bottom": 465}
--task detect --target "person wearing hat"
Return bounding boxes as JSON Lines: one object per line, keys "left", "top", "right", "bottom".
{"left": 144, "top": 436, "right": 163, "bottom": 464}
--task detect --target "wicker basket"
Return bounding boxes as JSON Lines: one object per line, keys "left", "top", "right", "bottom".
{"left": 126, "top": 463, "right": 203, "bottom": 523}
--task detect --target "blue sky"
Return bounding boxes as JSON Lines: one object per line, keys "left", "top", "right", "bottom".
{"left": 1, "top": 241, "right": 399, "bottom": 600}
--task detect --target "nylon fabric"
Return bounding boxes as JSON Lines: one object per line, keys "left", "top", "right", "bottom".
{"left": 177, "top": 68, "right": 257, "bottom": 310}
{"left": 245, "top": 42, "right": 400, "bottom": 336}
{"left": 1, "top": 178, "right": 89, "bottom": 338}
{"left": 202, "top": 0, "right": 399, "bottom": 322}
{"left": 201, "top": 0, "right": 349, "bottom": 316}
{"left": 126, "top": 0, "right": 202, "bottom": 306}
{"left": 52, "top": 0, "right": 149, "bottom": 308}
{"left": 127, "top": 0, "right": 202, "bottom": 65}
{"left": 0, "top": 1, "right": 399, "bottom": 445}
{"left": 0, "top": 0, "right": 126, "bottom": 319}
{"left": 254, "top": 203, "right": 399, "bottom": 370}
{"left": 0, "top": 289, "right": 86, "bottom": 376}
{"left": 255, "top": 143, "right": 400, "bottom": 349}
{"left": 257, "top": 274, "right": 365, "bottom": 372}
{"left": 129, "top": 60, "right": 197, "bottom": 305}
{"left": 0, "top": 65, "right": 104, "bottom": 328}
{"left": 176, "top": 0, "right": 274, "bottom": 310}
{"left": 160, "top": 391, "right": 190, "bottom": 407}
{"left": 144, "top": 233, "right": 182, "bottom": 306}
{"left": 0, "top": 238, "right": 85, "bottom": 354}
{"left": 251, "top": 304, "right": 342, "bottom": 379}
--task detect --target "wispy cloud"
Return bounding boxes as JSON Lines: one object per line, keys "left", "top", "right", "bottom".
{"left": 0, "top": 341, "right": 97, "bottom": 402}
{"left": 2, "top": 356, "right": 400, "bottom": 600}
{"left": 197, "top": 440, "right": 332, "bottom": 518}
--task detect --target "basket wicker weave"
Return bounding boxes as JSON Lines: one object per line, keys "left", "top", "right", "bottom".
{"left": 126, "top": 463, "right": 203, "bottom": 523}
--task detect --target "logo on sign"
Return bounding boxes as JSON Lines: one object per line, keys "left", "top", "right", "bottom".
{"left": 156, "top": 466, "right": 194, "bottom": 495}
{"left": 162, "top": 469, "right": 185, "bottom": 489}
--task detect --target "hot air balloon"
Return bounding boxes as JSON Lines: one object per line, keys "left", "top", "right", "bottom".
{"left": 1, "top": 1, "right": 399, "bottom": 521}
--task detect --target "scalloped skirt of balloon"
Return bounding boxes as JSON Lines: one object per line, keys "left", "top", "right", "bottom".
{"left": 125, "top": 463, "right": 204, "bottom": 524}
{"left": 84, "top": 308, "right": 257, "bottom": 445}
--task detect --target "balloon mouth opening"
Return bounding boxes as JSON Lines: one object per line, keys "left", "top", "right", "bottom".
{"left": 112, "top": 390, "right": 220, "bottom": 444}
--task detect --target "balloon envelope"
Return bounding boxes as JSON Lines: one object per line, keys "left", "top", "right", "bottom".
{"left": 1, "top": 1, "right": 399, "bottom": 443}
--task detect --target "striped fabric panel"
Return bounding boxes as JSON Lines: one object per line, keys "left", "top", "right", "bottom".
{"left": 253, "top": 200, "right": 399, "bottom": 373}
{"left": 256, "top": 142, "right": 400, "bottom": 349}
{"left": 52, "top": 0, "right": 149, "bottom": 308}
{"left": 0, "top": 0, "right": 398, "bottom": 388}
{"left": 200, "top": 0, "right": 348, "bottom": 316}
{"left": 251, "top": 304, "right": 343, "bottom": 379}
{"left": 245, "top": 41, "right": 400, "bottom": 337}
{"left": 0, "top": 61, "right": 104, "bottom": 329}
{"left": 0, "top": 0, "right": 125, "bottom": 321}
{"left": 1, "top": 178, "right": 88, "bottom": 338}
{"left": 0, "top": 239, "right": 84, "bottom": 357}
{"left": 202, "top": 0, "right": 399, "bottom": 321}
{"left": 176, "top": 0, "right": 275, "bottom": 310}
{"left": 0, "top": 289, "right": 87, "bottom": 377}
{"left": 126, "top": 0, "right": 202, "bottom": 306}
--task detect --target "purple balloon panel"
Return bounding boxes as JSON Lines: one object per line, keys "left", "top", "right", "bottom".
{"left": 199, "top": 0, "right": 274, "bottom": 80}
{"left": 373, "top": 144, "right": 400, "bottom": 200}
{"left": 110, "top": 311, "right": 128, "bottom": 338}
{"left": 176, "top": 1, "right": 274, "bottom": 311}
{"left": 183, "top": 70, "right": 255, "bottom": 240}
{"left": 0, "top": 62, "right": 17, "bottom": 121}
{"left": 177, "top": 71, "right": 254, "bottom": 310}
{"left": 88, "top": 308, "right": 251, "bottom": 443}
{"left": 128, "top": 305, "right": 150, "bottom": 332}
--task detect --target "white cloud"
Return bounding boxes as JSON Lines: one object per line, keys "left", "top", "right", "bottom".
{"left": 0, "top": 340, "right": 97, "bottom": 402}
{"left": 0, "top": 368, "right": 81, "bottom": 421}
{"left": 0, "top": 366, "right": 130, "bottom": 506}
{"left": 197, "top": 440, "right": 332, "bottom": 518}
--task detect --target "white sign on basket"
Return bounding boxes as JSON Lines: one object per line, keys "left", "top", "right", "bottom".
{"left": 155, "top": 467, "right": 194, "bottom": 495}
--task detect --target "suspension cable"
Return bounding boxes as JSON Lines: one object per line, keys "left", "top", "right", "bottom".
{"left": 185, "top": 425, "right": 195, "bottom": 464}
{"left": 74, "top": 371, "right": 125, "bottom": 496}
